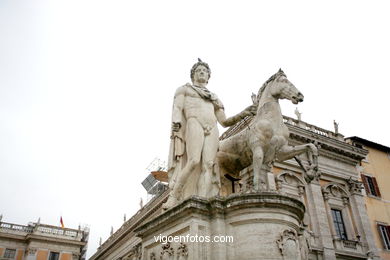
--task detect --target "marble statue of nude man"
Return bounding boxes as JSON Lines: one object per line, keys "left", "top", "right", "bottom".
{"left": 163, "top": 59, "right": 256, "bottom": 209}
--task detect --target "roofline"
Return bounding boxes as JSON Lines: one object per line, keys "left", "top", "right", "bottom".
{"left": 346, "top": 136, "right": 390, "bottom": 152}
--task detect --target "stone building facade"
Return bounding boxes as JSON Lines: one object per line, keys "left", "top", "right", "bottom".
{"left": 347, "top": 136, "right": 390, "bottom": 260}
{"left": 90, "top": 115, "right": 380, "bottom": 260}
{"left": 0, "top": 220, "right": 88, "bottom": 260}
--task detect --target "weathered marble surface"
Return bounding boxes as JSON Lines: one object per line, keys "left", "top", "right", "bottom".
{"left": 218, "top": 69, "right": 319, "bottom": 194}
{"left": 163, "top": 59, "right": 255, "bottom": 209}
{"left": 137, "top": 193, "right": 305, "bottom": 260}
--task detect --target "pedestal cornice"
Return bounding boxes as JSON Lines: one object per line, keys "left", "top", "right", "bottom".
{"left": 135, "top": 192, "right": 305, "bottom": 239}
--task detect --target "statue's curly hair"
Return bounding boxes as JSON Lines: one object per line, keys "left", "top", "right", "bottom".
{"left": 190, "top": 58, "right": 211, "bottom": 83}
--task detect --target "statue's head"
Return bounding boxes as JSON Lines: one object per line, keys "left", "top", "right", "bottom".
{"left": 191, "top": 58, "right": 211, "bottom": 83}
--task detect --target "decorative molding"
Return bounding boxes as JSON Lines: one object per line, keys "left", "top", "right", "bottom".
{"left": 276, "top": 171, "right": 306, "bottom": 188}
{"left": 276, "top": 229, "right": 300, "bottom": 259}
{"left": 298, "top": 185, "right": 305, "bottom": 196}
{"left": 177, "top": 243, "right": 188, "bottom": 259}
{"left": 275, "top": 171, "right": 307, "bottom": 198}
{"left": 342, "top": 197, "right": 350, "bottom": 206}
{"left": 347, "top": 177, "right": 364, "bottom": 195}
{"left": 321, "top": 182, "right": 350, "bottom": 202}
{"left": 26, "top": 248, "right": 37, "bottom": 255}
{"left": 160, "top": 242, "right": 174, "bottom": 259}
{"left": 125, "top": 243, "right": 142, "bottom": 260}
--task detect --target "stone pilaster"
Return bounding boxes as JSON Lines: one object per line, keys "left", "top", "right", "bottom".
{"left": 306, "top": 181, "right": 337, "bottom": 259}
{"left": 349, "top": 192, "right": 380, "bottom": 259}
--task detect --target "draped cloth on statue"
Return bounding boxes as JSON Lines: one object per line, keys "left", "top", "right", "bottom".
{"left": 167, "top": 83, "right": 224, "bottom": 199}
{"left": 190, "top": 85, "right": 224, "bottom": 111}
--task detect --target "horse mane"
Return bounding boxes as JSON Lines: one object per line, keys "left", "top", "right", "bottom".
{"left": 220, "top": 69, "right": 287, "bottom": 140}
{"left": 256, "top": 69, "right": 286, "bottom": 102}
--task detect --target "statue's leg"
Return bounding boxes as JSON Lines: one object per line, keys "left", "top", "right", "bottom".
{"left": 199, "top": 127, "right": 219, "bottom": 197}
{"left": 163, "top": 119, "right": 204, "bottom": 209}
{"left": 307, "top": 143, "right": 318, "bottom": 168}
{"left": 277, "top": 143, "right": 317, "bottom": 163}
{"left": 251, "top": 145, "right": 265, "bottom": 191}
{"left": 277, "top": 144, "right": 318, "bottom": 182}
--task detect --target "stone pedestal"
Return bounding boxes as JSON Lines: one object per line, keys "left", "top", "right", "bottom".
{"left": 136, "top": 192, "right": 305, "bottom": 260}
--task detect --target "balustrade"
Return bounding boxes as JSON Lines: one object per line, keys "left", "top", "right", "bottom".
{"left": 0, "top": 222, "right": 80, "bottom": 239}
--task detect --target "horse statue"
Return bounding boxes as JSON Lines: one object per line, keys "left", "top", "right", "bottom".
{"left": 217, "top": 69, "right": 319, "bottom": 192}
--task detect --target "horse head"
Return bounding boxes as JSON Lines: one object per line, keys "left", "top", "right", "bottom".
{"left": 256, "top": 69, "right": 304, "bottom": 105}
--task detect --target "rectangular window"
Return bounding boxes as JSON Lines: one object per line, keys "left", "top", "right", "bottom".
{"left": 331, "top": 209, "right": 348, "bottom": 240}
{"left": 49, "top": 252, "right": 60, "bottom": 260}
{"left": 361, "top": 174, "right": 381, "bottom": 197}
{"left": 378, "top": 224, "right": 390, "bottom": 250}
{"left": 3, "top": 248, "right": 16, "bottom": 259}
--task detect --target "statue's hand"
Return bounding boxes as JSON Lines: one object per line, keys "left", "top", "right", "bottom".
{"left": 172, "top": 122, "right": 181, "bottom": 132}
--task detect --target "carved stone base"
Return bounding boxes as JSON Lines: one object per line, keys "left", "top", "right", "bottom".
{"left": 136, "top": 193, "right": 305, "bottom": 260}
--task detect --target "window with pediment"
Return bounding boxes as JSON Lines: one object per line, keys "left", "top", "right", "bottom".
{"left": 275, "top": 171, "right": 306, "bottom": 198}
{"left": 322, "top": 183, "right": 357, "bottom": 243}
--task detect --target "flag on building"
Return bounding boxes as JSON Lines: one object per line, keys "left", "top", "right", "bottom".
{"left": 60, "top": 216, "right": 64, "bottom": 228}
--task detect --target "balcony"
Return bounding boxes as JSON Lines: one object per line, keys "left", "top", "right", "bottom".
{"left": 0, "top": 221, "right": 84, "bottom": 241}
{"left": 333, "top": 238, "right": 363, "bottom": 254}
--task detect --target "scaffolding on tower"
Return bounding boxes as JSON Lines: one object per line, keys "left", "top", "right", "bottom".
{"left": 141, "top": 158, "right": 168, "bottom": 202}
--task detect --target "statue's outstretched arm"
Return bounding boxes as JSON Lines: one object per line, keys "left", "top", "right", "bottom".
{"left": 216, "top": 104, "right": 257, "bottom": 127}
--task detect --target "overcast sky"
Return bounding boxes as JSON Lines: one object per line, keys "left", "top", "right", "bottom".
{"left": 1, "top": 0, "right": 389, "bottom": 258}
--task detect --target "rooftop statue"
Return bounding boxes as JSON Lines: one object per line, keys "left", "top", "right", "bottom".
{"left": 295, "top": 107, "right": 302, "bottom": 121}
{"left": 217, "top": 69, "right": 319, "bottom": 192}
{"left": 163, "top": 59, "right": 257, "bottom": 209}
{"left": 333, "top": 120, "right": 339, "bottom": 135}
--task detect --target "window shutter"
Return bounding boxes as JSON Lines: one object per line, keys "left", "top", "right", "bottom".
{"left": 361, "top": 175, "right": 370, "bottom": 195}
{"left": 385, "top": 225, "right": 390, "bottom": 250}
{"left": 372, "top": 177, "right": 382, "bottom": 197}
{"left": 378, "top": 224, "right": 387, "bottom": 248}
{"left": 386, "top": 225, "right": 390, "bottom": 242}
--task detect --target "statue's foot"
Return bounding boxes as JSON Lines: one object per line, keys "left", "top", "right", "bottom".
{"left": 162, "top": 195, "right": 179, "bottom": 210}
